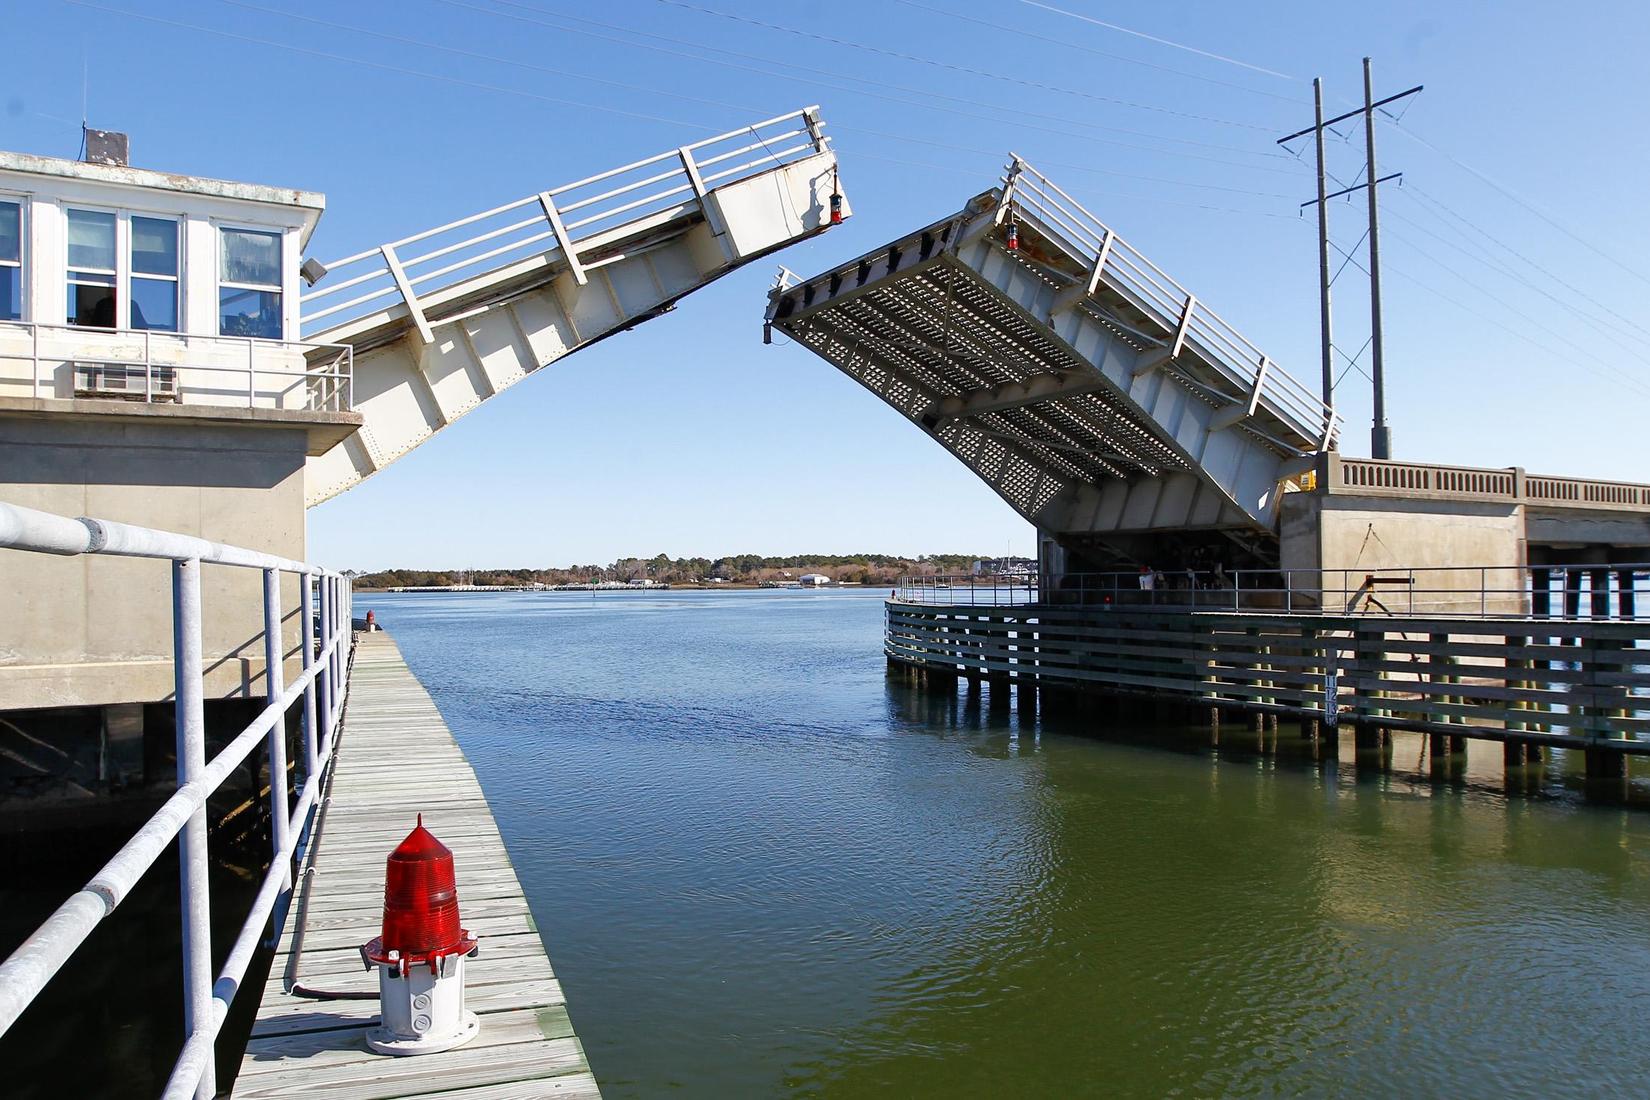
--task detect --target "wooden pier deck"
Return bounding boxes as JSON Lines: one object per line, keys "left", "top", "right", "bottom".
{"left": 232, "top": 632, "right": 599, "bottom": 1099}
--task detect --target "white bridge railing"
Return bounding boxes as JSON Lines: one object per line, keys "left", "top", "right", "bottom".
{"left": 999, "top": 157, "right": 1340, "bottom": 451}
{"left": 0, "top": 502, "right": 353, "bottom": 1100}
{"left": 301, "top": 107, "right": 831, "bottom": 339}
{"left": 0, "top": 319, "right": 353, "bottom": 413}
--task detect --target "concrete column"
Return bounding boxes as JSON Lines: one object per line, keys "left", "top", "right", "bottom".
{"left": 1616, "top": 569, "right": 1637, "bottom": 620}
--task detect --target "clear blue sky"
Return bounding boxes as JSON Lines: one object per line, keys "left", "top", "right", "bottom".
{"left": 7, "top": 1, "right": 1649, "bottom": 570}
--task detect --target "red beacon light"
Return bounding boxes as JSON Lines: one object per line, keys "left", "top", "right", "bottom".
{"left": 361, "top": 816, "right": 480, "bottom": 1055}
{"left": 830, "top": 190, "right": 844, "bottom": 225}
{"left": 1005, "top": 222, "right": 1019, "bottom": 251}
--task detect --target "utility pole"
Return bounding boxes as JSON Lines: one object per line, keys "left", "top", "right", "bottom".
{"left": 1363, "top": 57, "right": 1391, "bottom": 460}
{"left": 1312, "top": 78, "right": 1334, "bottom": 427}
{"left": 1278, "top": 64, "right": 1421, "bottom": 459}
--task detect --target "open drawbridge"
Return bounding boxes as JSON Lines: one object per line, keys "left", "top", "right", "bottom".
{"left": 766, "top": 158, "right": 1339, "bottom": 549}
{"left": 301, "top": 107, "right": 844, "bottom": 505}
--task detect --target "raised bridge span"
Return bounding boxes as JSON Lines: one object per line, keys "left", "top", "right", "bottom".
{"left": 766, "top": 157, "right": 1339, "bottom": 552}
{"left": 300, "top": 108, "right": 843, "bottom": 506}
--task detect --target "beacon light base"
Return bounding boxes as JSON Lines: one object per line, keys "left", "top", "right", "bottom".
{"left": 365, "top": 1011, "right": 479, "bottom": 1056}
{"left": 362, "top": 942, "right": 481, "bottom": 1056}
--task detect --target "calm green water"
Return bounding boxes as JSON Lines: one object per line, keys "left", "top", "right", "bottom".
{"left": 377, "top": 589, "right": 1650, "bottom": 1098}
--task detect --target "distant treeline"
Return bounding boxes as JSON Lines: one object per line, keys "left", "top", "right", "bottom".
{"left": 355, "top": 553, "right": 1029, "bottom": 589}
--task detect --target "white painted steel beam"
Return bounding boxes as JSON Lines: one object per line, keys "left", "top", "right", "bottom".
{"left": 302, "top": 110, "right": 844, "bottom": 506}
{"left": 769, "top": 165, "right": 1335, "bottom": 539}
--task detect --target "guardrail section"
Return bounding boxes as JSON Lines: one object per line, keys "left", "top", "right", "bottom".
{"left": 900, "top": 564, "right": 1649, "bottom": 620}
{"left": 0, "top": 320, "right": 352, "bottom": 413}
{"left": 886, "top": 601, "right": 1650, "bottom": 750}
{"left": 0, "top": 502, "right": 353, "bottom": 1100}
{"left": 1325, "top": 454, "right": 1650, "bottom": 512}
{"left": 1002, "top": 158, "right": 1340, "bottom": 449}
{"left": 301, "top": 107, "right": 831, "bottom": 339}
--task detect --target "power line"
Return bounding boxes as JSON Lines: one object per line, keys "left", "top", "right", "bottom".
{"left": 1017, "top": 0, "right": 1295, "bottom": 80}
{"left": 1403, "top": 184, "right": 1650, "bottom": 346}
{"left": 891, "top": 0, "right": 1302, "bottom": 105}
{"left": 651, "top": 0, "right": 1279, "bottom": 131}
{"left": 476, "top": 0, "right": 1286, "bottom": 163}
{"left": 1321, "top": 229, "right": 1650, "bottom": 400}
{"left": 63, "top": 0, "right": 721, "bottom": 132}
{"left": 1376, "top": 220, "right": 1650, "bottom": 395}
{"left": 436, "top": 0, "right": 1304, "bottom": 189}
{"left": 210, "top": 0, "right": 775, "bottom": 123}
{"left": 1383, "top": 202, "right": 1650, "bottom": 372}
{"left": 1386, "top": 118, "right": 1650, "bottom": 289}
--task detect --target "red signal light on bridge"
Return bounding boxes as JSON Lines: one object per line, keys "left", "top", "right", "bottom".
{"left": 830, "top": 190, "right": 843, "bottom": 225}
{"left": 1006, "top": 223, "right": 1019, "bottom": 251}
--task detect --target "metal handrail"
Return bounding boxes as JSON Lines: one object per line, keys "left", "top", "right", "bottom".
{"left": 0, "top": 319, "right": 354, "bottom": 413}
{"left": 1001, "top": 157, "right": 1340, "bottom": 447}
{"left": 897, "top": 565, "right": 1650, "bottom": 621}
{"left": 301, "top": 106, "right": 831, "bottom": 338}
{"left": 0, "top": 502, "right": 354, "bottom": 1100}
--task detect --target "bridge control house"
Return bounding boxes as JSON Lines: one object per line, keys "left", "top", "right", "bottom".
{"left": 0, "top": 110, "right": 842, "bottom": 798}
{"left": 0, "top": 137, "right": 359, "bottom": 768}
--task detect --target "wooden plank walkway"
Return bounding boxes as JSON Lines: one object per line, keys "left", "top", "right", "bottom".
{"left": 232, "top": 631, "right": 600, "bottom": 1100}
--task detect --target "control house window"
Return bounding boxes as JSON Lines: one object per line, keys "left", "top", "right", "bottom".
{"left": 130, "top": 216, "right": 179, "bottom": 331}
{"left": 0, "top": 199, "right": 20, "bottom": 321}
{"left": 66, "top": 208, "right": 117, "bottom": 328}
{"left": 219, "top": 227, "right": 283, "bottom": 339}
{"left": 64, "top": 208, "right": 181, "bottom": 332}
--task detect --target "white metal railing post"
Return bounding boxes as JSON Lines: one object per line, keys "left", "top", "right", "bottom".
{"left": 246, "top": 338, "right": 256, "bottom": 406}
{"left": 145, "top": 330, "right": 153, "bottom": 403}
{"left": 331, "top": 575, "right": 344, "bottom": 731}
{"left": 171, "top": 557, "right": 215, "bottom": 1100}
{"left": 300, "top": 574, "right": 318, "bottom": 781}
{"left": 262, "top": 568, "right": 291, "bottom": 891}
{"left": 317, "top": 575, "right": 333, "bottom": 750}
{"left": 31, "top": 321, "right": 39, "bottom": 398}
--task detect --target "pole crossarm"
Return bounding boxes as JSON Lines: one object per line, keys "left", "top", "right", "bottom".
{"left": 1277, "top": 84, "right": 1424, "bottom": 144}
{"left": 1303, "top": 172, "right": 1403, "bottom": 208}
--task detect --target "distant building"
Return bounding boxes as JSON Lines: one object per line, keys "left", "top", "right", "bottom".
{"left": 799, "top": 573, "right": 830, "bottom": 587}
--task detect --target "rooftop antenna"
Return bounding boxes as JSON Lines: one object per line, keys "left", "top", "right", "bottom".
{"left": 78, "top": 54, "right": 88, "bottom": 159}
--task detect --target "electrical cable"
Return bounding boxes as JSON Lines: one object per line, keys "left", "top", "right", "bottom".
{"left": 209, "top": 0, "right": 781, "bottom": 125}
{"left": 651, "top": 0, "right": 1280, "bottom": 131}
{"left": 63, "top": 0, "right": 723, "bottom": 134}
{"left": 892, "top": 0, "right": 1302, "bottom": 105}
{"left": 1385, "top": 119, "right": 1650, "bottom": 289}
{"left": 447, "top": 0, "right": 1298, "bottom": 170}
{"left": 1016, "top": 0, "right": 1295, "bottom": 80}
{"left": 1403, "top": 184, "right": 1650, "bottom": 345}
{"left": 1384, "top": 201, "right": 1650, "bottom": 372}
{"left": 1320, "top": 230, "right": 1650, "bottom": 400}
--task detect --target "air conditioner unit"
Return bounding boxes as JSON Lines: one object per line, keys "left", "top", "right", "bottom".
{"left": 74, "top": 363, "right": 179, "bottom": 402}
